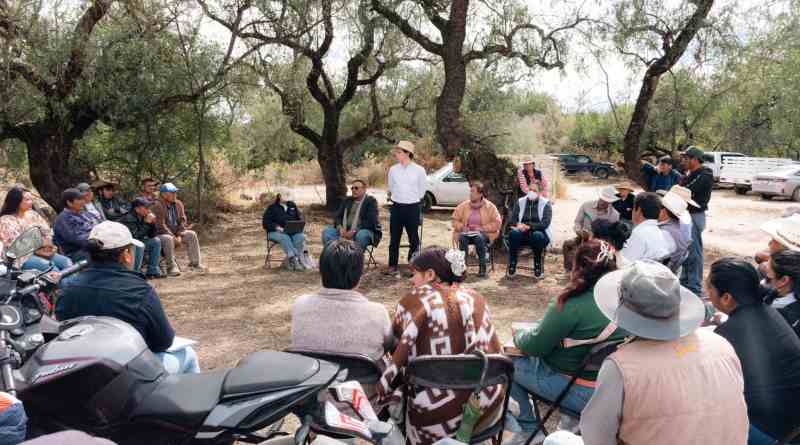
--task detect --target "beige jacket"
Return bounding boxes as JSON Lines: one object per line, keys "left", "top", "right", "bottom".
{"left": 452, "top": 199, "right": 502, "bottom": 241}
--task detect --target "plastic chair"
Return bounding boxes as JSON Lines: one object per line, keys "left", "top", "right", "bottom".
{"left": 524, "top": 340, "right": 622, "bottom": 443}
{"left": 401, "top": 352, "right": 514, "bottom": 444}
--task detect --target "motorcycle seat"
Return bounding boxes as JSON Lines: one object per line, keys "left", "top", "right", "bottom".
{"left": 222, "top": 351, "right": 320, "bottom": 398}
{"left": 131, "top": 369, "right": 228, "bottom": 428}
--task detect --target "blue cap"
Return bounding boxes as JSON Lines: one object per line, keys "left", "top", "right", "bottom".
{"left": 160, "top": 182, "right": 179, "bottom": 193}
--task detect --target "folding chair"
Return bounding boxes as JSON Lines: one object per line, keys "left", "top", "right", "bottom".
{"left": 264, "top": 239, "right": 285, "bottom": 269}
{"left": 402, "top": 352, "right": 514, "bottom": 444}
{"left": 365, "top": 244, "right": 379, "bottom": 268}
{"left": 524, "top": 340, "right": 622, "bottom": 442}
{"left": 502, "top": 231, "right": 546, "bottom": 276}
{"left": 463, "top": 238, "right": 496, "bottom": 273}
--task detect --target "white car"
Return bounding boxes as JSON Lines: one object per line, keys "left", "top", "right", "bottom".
{"left": 423, "top": 162, "right": 469, "bottom": 211}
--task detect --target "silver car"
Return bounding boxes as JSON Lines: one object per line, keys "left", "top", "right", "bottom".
{"left": 752, "top": 164, "right": 800, "bottom": 201}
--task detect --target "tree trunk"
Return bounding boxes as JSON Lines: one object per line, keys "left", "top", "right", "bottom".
{"left": 26, "top": 132, "right": 84, "bottom": 211}
{"left": 623, "top": 72, "right": 661, "bottom": 187}
{"left": 435, "top": 0, "right": 470, "bottom": 158}
{"left": 317, "top": 144, "right": 347, "bottom": 211}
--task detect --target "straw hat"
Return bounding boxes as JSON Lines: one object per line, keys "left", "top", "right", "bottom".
{"left": 667, "top": 185, "right": 699, "bottom": 208}
{"left": 521, "top": 155, "right": 536, "bottom": 165}
{"left": 394, "top": 140, "right": 415, "bottom": 154}
{"left": 760, "top": 215, "right": 800, "bottom": 252}
{"left": 615, "top": 182, "right": 637, "bottom": 192}
{"left": 599, "top": 185, "right": 620, "bottom": 203}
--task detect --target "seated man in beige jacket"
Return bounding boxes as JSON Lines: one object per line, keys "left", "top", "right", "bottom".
{"left": 451, "top": 181, "right": 501, "bottom": 278}
{"left": 151, "top": 183, "right": 205, "bottom": 275}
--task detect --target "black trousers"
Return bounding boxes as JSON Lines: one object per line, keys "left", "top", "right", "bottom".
{"left": 388, "top": 202, "right": 421, "bottom": 267}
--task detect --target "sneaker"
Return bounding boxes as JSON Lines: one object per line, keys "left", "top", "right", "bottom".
{"left": 166, "top": 268, "right": 181, "bottom": 277}
{"left": 300, "top": 252, "right": 316, "bottom": 270}
{"left": 145, "top": 273, "right": 165, "bottom": 280}
{"left": 557, "top": 415, "right": 580, "bottom": 434}
{"left": 478, "top": 263, "right": 487, "bottom": 278}
{"left": 383, "top": 266, "right": 399, "bottom": 276}
{"left": 506, "top": 431, "right": 546, "bottom": 445}
{"left": 507, "top": 262, "right": 517, "bottom": 277}
{"left": 189, "top": 264, "right": 207, "bottom": 273}
{"left": 288, "top": 256, "right": 302, "bottom": 271}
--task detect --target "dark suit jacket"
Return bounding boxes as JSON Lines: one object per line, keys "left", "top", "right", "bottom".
{"left": 334, "top": 195, "right": 382, "bottom": 245}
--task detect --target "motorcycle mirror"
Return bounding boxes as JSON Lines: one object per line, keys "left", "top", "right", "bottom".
{"left": 5, "top": 227, "right": 44, "bottom": 262}
{"left": 0, "top": 305, "right": 22, "bottom": 331}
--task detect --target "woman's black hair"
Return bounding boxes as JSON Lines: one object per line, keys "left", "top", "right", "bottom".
{"left": 591, "top": 219, "right": 631, "bottom": 251}
{"left": 87, "top": 239, "right": 130, "bottom": 264}
{"left": 771, "top": 250, "right": 800, "bottom": 296}
{"left": 319, "top": 239, "right": 364, "bottom": 290}
{"left": 709, "top": 257, "right": 765, "bottom": 306}
{"left": 0, "top": 187, "right": 25, "bottom": 217}
{"left": 410, "top": 246, "right": 465, "bottom": 284}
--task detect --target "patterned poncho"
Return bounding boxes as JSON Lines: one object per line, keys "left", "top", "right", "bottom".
{"left": 377, "top": 283, "right": 503, "bottom": 445}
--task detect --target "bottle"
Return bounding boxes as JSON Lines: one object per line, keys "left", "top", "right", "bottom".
{"left": 454, "top": 393, "right": 481, "bottom": 443}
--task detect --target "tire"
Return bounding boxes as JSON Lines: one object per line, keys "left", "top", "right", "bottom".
{"left": 794, "top": 187, "right": 800, "bottom": 202}
{"left": 735, "top": 186, "right": 748, "bottom": 195}
{"left": 760, "top": 194, "right": 773, "bottom": 201}
{"left": 594, "top": 168, "right": 610, "bottom": 179}
{"left": 422, "top": 192, "right": 434, "bottom": 212}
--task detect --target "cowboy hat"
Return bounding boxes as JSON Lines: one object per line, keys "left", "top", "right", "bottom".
{"left": 595, "top": 260, "right": 705, "bottom": 341}
{"left": 615, "top": 182, "right": 637, "bottom": 192}
{"left": 760, "top": 214, "right": 800, "bottom": 252}
{"left": 394, "top": 140, "right": 415, "bottom": 154}
{"left": 668, "top": 185, "right": 699, "bottom": 208}
{"left": 599, "top": 185, "right": 620, "bottom": 203}
{"left": 661, "top": 188, "right": 692, "bottom": 224}
{"left": 521, "top": 155, "right": 536, "bottom": 165}
{"left": 91, "top": 179, "right": 117, "bottom": 190}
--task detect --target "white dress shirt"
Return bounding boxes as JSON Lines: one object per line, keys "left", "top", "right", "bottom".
{"left": 620, "top": 219, "right": 673, "bottom": 263}
{"left": 388, "top": 162, "right": 427, "bottom": 204}
{"left": 772, "top": 292, "right": 797, "bottom": 309}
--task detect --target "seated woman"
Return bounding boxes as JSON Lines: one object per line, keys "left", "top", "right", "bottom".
{"left": 262, "top": 191, "right": 311, "bottom": 271}
{"left": 507, "top": 240, "right": 628, "bottom": 445}
{"left": 291, "top": 239, "right": 391, "bottom": 361}
{"left": 377, "top": 247, "right": 503, "bottom": 445}
{"left": 0, "top": 187, "right": 72, "bottom": 272}
{"left": 708, "top": 258, "right": 800, "bottom": 445}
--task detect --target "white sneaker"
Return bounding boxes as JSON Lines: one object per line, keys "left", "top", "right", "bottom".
{"left": 506, "top": 431, "right": 546, "bottom": 445}
{"left": 300, "top": 251, "right": 316, "bottom": 270}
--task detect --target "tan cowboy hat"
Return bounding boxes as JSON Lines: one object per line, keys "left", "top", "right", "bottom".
{"left": 761, "top": 215, "right": 800, "bottom": 252}
{"left": 394, "top": 140, "right": 415, "bottom": 154}
{"left": 615, "top": 182, "right": 637, "bottom": 192}
{"left": 599, "top": 185, "right": 620, "bottom": 203}
{"left": 667, "top": 185, "right": 699, "bottom": 208}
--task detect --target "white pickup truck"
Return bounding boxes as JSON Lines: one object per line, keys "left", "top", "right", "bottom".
{"left": 719, "top": 156, "right": 798, "bottom": 194}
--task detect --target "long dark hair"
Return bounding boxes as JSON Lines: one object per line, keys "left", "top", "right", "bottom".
{"left": 558, "top": 239, "right": 617, "bottom": 310}
{"left": 0, "top": 187, "right": 25, "bottom": 217}
{"left": 709, "top": 258, "right": 765, "bottom": 306}
{"left": 410, "top": 246, "right": 465, "bottom": 285}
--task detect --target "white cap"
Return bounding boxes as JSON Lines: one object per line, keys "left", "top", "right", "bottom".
{"left": 88, "top": 221, "right": 144, "bottom": 250}
{"left": 599, "top": 186, "right": 620, "bottom": 203}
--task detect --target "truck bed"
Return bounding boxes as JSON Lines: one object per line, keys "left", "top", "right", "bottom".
{"left": 719, "top": 157, "right": 796, "bottom": 190}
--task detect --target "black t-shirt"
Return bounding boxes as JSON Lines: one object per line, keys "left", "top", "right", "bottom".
{"left": 613, "top": 194, "right": 635, "bottom": 221}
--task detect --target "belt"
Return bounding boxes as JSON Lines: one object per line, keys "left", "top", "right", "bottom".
{"left": 393, "top": 202, "right": 420, "bottom": 207}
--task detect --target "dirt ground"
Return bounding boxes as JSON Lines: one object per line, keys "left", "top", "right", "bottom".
{"left": 154, "top": 178, "right": 772, "bottom": 371}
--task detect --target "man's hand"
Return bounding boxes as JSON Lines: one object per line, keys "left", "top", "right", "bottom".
{"left": 145, "top": 212, "right": 156, "bottom": 224}
{"left": 46, "top": 271, "right": 61, "bottom": 283}
{"left": 754, "top": 251, "right": 770, "bottom": 264}
{"left": 277, "top": 226, "right": 284, "bottom": 233}
{"left": 344, "top": 230, "right": 356, "bottom": 240}
{"left": 185, "top": 223, "right": 194, "bottom": 230}
{"left": 175, "top": 236, "right": 183, "bottom": 247}
{"left": 516, "top": 223, "right": 530, "bottom": 232}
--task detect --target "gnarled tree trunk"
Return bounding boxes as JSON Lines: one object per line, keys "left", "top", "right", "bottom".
{"left": 317, "top": 143, "right": 348, "bottom": 211}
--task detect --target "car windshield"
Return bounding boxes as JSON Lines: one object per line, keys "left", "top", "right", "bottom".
{"left": 430, "top": 163, "right": 452, "bottom": 179}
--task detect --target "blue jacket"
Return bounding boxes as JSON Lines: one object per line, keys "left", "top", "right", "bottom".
{"left": 641, "top": 163, "right": 682, "bottom": 192}
{"left": 53, "top": 210, "right": 95, "bottom": 260}
{"left": 55, "top": 262, "right": 175, "bottom": 352}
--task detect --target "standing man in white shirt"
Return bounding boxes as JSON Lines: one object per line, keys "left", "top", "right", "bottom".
{"left": 385, "top": 140, "right": 427, "bottom": 275}
{"left": 620, "top": 192, "right": 672, "bottom": 263}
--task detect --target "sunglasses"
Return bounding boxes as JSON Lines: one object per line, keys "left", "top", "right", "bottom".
{"left": 350, "top": 186, "right": 361, "bottom": 191}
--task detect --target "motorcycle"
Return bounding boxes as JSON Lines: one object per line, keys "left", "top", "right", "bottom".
{"left": 0, "top": 229, "right": 348, "bottom": 445}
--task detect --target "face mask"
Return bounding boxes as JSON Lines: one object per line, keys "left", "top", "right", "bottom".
{"left": 527, "top": 191, "right": 539, "bottom": 201}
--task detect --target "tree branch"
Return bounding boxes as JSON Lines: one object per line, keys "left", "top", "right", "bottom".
{"left": 371, "top": 0, "right": 444, "bottom": 55}
{"left": 59, "top": 0, "right": 114, "bottom": 98}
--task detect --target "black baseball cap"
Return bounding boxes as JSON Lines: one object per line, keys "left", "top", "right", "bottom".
{"left": 131, "top": 197, "right": 150, "bottom": 209}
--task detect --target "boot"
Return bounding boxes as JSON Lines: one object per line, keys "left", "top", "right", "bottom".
{"left": 478, "top": 262, "right": 487, "bottom": 278}
{"left": 534, "top": 250, "right": 544, "bottom": 279}
{"left": 507, "top": 259, "right": 517, "bottom": 277}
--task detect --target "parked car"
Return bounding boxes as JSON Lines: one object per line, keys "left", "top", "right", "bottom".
{"left": 554, "top": 154, "right": 616, "bottom": 179}
{"left": 752, "top": 164, "right": 800, "bottom": 201}
{"left": 702, "top": 151, "right": 745, "bottom": 183}
{"left": 422, "top": 162, "right": 469, "bottom": 211}
{"left": 719, "top": 156, "right": 797, "bottom": 194}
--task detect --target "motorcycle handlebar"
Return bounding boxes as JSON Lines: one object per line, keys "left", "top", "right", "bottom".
{"left": 17, "top": 260, "right": 88, "bottom": 297}
{"left": 59, "top": 260, "right": 88, "bottom": 279}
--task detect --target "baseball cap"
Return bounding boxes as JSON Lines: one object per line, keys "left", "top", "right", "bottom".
{"left": 88, "top": 221, "right": 144, "bottom": 249}
{"left": 658, "top": 156, "right": 673, "bottom": 166}
{"left": 76, "top": 183, "right": 91, "bottom": 193}
{"left": 681, "top": 146, "right": 705, "bottom": 161}
{"left": 160, "top": 182, "right": 179, "bottom": 193}
{"left": 131, "top": 197, "right": 150, "bottom": 209}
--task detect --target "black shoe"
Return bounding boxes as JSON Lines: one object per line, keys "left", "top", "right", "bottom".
{"left": 534, "top": 251, "right": 544, "bottom": 279}
{"left": 507, "top": 262, "right": 517, "bottom": 277}
{"left": 145, "top": 273, "right": 165, "bottom": 280}
{"left": 478, "top": 263, "right": 487, "bottom": 278}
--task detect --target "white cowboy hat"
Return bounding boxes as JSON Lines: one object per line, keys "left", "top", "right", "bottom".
{"left": 661, "top": 189, "right": 689, "bottom": 219}
{"left": 761, "top": 214, "right": 800, "bottom": 252}
{"left": 595, "top": 260, "right": 705, "bottom": 341}
{"left": 599, "top": 185, "right": 620, "bottom": 203}
{"left": 668, "top": 185, "right": 699, "bottom": 208}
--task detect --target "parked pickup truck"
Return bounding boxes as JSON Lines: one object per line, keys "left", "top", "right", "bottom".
{"left": 719, "top": 156, "right": 798, "bottom": 194}
{"left": 702, "top": 151, "right": 745, "bottom": 183}
{"left": 554, "top": 154, "right": 617, "bottom": 179}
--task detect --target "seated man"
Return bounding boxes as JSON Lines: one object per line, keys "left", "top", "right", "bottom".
{"left": 451, "top": 181, "right": 501, "bottom": 278}
{"left": 291, "top": 239, "right": 391, "bottom": 361}
{"left": 765, "top": 250, "right": 800, "bottom": 337}
{"left": 321, "top": 179, "right": 382, "bottom": 251}
{"left": 121, "top": 198, "right": 163, "bottom": 279}
{"left": 657, "top": 186, "right": 694, "bottom": 273}
{"left": 53, "top": 188, "right": 95, "bottom": 262}
{"left": 138, "top": 177, "right": 159, "bottom": 205}
{"left": 756, "top": 214, "right": 800, "bottom": 274}
{"left": 152, "top": 183, "right": 205, "bottom": 275}
{"left": 517, "top": 156, "right": 549, "bottom": 198}
{"left": 93, "top": 180, "right": 129, "bottom": 222}
{"left": 55, "top": 221, "right": 200, "bottom": 374}
{"left": 263, "top": 191, "right": 310, "bottom": 271}
{"left": 508, "top": 190, "right": 552, "bottom": 279}
{"left": 563, "top": 186, "right": 620, "bottom": 271}
{"left": 708, "top": 258, "right": 800, "bottom": 444}
{"left": 546, "top": 260, "right": 748, "bottom": 445}
{"left": 641, "top": 155, "right": 681, "bottom": 192}
{"left": 76, "top": 182, "right": 105, "bottom": 224}
{"left": 620, "top": 192, "right": 672, "bottom": 263}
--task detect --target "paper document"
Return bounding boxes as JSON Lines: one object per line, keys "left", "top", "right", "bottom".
{"left": 167, "top": 336, "right": 197, "bottom": 353}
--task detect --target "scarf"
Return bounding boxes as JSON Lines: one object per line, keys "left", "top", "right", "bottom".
{"left": 342, "top": 197, "right": 365, "bottom": 231}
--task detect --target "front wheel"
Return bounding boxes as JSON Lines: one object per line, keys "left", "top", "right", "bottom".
{"left": 735, "top": 186, "right": 748, "bottom": 195}
{"left": 793, "top": 187, "right": 800, "bottom": 202}
{"left": 760, "top": 194, "right": 773, "bottom": 201}
{"left": 594, "top": 168, "right": 610, "bottom": 179}
{"left": 422, "top": 193, "right": 434, "bottom": 212}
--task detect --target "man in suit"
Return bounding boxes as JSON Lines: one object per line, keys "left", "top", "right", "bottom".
{"left": 322, "top": 179, "right": 382, "bottom": 251}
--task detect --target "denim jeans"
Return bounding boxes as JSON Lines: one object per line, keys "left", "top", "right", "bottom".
{"left": 321, "top": 227, "right": 374, "bottom": 250}
{"left": 508, "top": 356, "right": 594, "bottom": 433}
{"left": 156, "top": 346, "right": 200, "bottom": 374}
{"left": 508, "top": 229, "right": 549, "bottom": 264}
{"left": 268, "top": 232, "right": 305, "bottom": 258}
{"left": 681, "top": 212, "right": 706, "bottom": 296}
{"left": 133, "top": 238, "right": 162, "bottom": 275}
{"left": 22, "top": 254, "right": 72, "bottom": 272}
{"left": 459, "top": 233, "right": 489, "bottom": 267}
{"left": 0, "top": 395, "right": 26, "bottom": 445}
